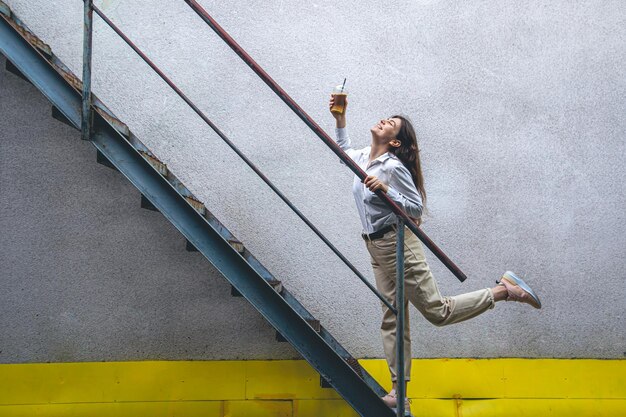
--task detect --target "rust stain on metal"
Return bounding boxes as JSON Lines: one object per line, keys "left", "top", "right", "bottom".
{"left": 268, "top": 279, "right": 283, "bottom": 294}
{"left": 3, "top": 9, "right": 52, "bottom": 57}
{"left": 306, "top": 319, "right": 321, "bottom": 333}
{"left": 2, "top": 2, "right": 134, "bottom": 144}
{"left": 346, "top": 357, "right": 364, "bottom": 378}
{"left": 0, "top": 1, "right": 11, "bottom": 17}
{"left": 95, "top": 107, "right": 130, "bottom": 138}
{"left": 228, "top": 239, "right": 245, "bottom": 253}
{"left": 50, "top": 63, "right": 83, "bottom": 91}
{"left": 184, "top": 196, "right": 206, "bottom": 215}
{"left": 139, "top": 151, "right": 168, "bottom": 176}
{"left": 5, "top": 7, "right": 86, "bottom": 96}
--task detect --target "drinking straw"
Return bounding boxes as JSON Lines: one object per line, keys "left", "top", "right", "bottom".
{"left": 340, "top": 78, "right": 346, "bottom": 92}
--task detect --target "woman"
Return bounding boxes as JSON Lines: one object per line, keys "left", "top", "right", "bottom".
{"left": 328, "top": 95, "right": 542, "bottom": 409}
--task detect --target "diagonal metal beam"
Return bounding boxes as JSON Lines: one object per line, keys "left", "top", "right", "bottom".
{"left": 0, "top": 13, "right": 396, "bottom": 417}
{"left": 89, "top": 3, "right": 397, "bottom": 315}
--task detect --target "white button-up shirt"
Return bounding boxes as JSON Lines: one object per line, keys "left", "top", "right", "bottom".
{"left": 335, "top": 128, "right": 423, "bottom": 234}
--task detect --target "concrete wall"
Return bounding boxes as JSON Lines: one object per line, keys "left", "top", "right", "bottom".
{"left": 0, "top": 55, "right": 300, "bottom": 362}
{"left": 1, "top": 0, "right": 624, "bottom": 362}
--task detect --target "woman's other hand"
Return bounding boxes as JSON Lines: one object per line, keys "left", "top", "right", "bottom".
{"left": 365, "top": 176, "right": 422, "bottom": 225}
{"left": 364, "top": 175, "right": 388, "bottom": 193}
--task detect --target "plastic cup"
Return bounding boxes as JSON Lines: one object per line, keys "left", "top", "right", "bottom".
{"left": 331, "top": 85, "right": 347, "bottom": 115}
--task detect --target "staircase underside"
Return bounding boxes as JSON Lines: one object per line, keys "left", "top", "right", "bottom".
{"left": 0, "top": 4, "right": 398, "bottom": 417}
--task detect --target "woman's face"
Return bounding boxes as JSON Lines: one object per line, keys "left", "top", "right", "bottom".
{"left": 371, "top": 117, "right": 402, "bottom": 142}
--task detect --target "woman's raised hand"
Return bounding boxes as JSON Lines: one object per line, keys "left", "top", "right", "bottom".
{"left": 329, "top": 94, "right": 347, "bottom": 128}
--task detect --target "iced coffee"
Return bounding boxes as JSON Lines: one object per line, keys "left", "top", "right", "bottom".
{"left": 331, "top": 84, "right": 347, "bottom": 115}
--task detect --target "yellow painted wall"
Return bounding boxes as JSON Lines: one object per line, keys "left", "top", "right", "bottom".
{"left": 0, "top": 359, "right": 624, "bottom": 416}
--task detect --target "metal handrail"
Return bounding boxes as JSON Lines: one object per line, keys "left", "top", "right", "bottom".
{"left": 77, "top": 2, "right": 413, "bottom": 414}
{"left": 82, "top": 3, "right": 397, "bottom": 314}
{"left": 395, "top": 219, "right": 406, "bottom": 417}
{"left": 184, "top": 0, "right": 467, "bottom": 284}
{"left": 81, "top": 0, "right": 92, "bottom": 141}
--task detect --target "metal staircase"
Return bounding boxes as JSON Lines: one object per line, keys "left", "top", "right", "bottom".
{"left": 0, "top": 3, "right": 400, "bottom": 416}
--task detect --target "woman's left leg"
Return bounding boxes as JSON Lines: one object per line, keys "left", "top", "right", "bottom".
{"left": 367, "top": 238, "right": 412, "bottom": 383}
{"left": 401, "top": 228, "right": 496, "bottom": 326}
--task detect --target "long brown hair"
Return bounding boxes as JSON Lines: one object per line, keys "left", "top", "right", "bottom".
{"left": 389, "top": 115, "right": 427, "bottom": 206}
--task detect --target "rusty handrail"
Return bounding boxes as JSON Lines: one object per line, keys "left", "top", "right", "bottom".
{"left": 184, "top": 0, "right": 467, "bottom": 282}
{"left": 88, "top": 4, "right": 398, "bottom": 313}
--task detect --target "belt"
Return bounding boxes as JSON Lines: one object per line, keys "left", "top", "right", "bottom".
{"left": 361, "top": 224, "right": 397, "bottom": 241}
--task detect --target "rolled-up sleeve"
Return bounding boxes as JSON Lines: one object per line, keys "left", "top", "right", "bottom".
{"left": 334, "top": 128, "right": 362, "bottom": 162}
{"left": 386, "top": 163, "right": 423, "bottom": 218}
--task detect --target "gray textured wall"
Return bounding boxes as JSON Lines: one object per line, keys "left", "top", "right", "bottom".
{"left": 0, "top": 55, "right": 299, "bottom": 362}
{"left": 1, "top": 0, "right": 625, "bottom": 362}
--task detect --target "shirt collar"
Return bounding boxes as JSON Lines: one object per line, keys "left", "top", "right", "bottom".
{"left": 367, "top": 148, "right": 398, "bottom": 166}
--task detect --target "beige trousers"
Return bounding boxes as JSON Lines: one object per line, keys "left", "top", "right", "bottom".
{"left": 365, "top": 226, "right": 495, "bottom": 382}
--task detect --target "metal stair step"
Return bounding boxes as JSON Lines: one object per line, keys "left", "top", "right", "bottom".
{"left": 185, "top": 239, "right": 197, "bottom": 252}
{"left": 227, "top": 239, "right": 245, "bottom": 253}
{"left": 186, "top": 238, "right": 246, "bottom": 255}
{"left": 96, "top": 150, "right": 118, "bottom": 171}
{"left": 320, "top": 357, "right": 365, "bottom": 387}
{"left": 51, "top": 105, "right": 77, "bottom": 129}
{"left": 139, "top": 150, "right": 168, "bottom": 176}
{"left": 185, "top": 196, "right": 206, "bottom": 215}
{"left": 94, "top": 106, "right": 130, "bottom": 138}
{"left": 1, "top": 8, "right": 51, "bottom": 58}
{"left": 231, "top": 278, "right": 282, "bottom": 297}
{"left": 50, "top": 60, "right": 82, "bottom": 91}
{"left": 5, "top": 57, "right": 30, "bottom": 84}
{"left": 140, "top": 194, "right": 159, "bottom": 212}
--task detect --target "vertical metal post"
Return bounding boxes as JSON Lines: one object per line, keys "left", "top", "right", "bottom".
{"left": 396, "top": 218, "right": 406, "bottom": 417}
{"left": 81, "top": 0, "right": 93, "bottom": 141}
